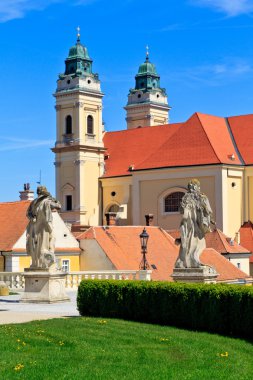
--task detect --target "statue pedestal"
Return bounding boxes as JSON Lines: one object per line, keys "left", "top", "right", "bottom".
{"left": 21, "top": 268, "right": 70, "bottom": 303}
{"left": 172, "top": 266, "right": 218, "bottom": 284}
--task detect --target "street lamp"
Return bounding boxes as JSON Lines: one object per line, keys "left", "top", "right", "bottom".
{"left": 139, "top": 227, "right": 150, "bottom": 270}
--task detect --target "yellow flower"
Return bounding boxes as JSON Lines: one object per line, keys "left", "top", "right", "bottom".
{"left": 160, "top": 338, "right": 169, "bottom": 342}
{"left": 22, "top": 342, "right": 26, "bottom": 346}
{"left": 98, "top": 320, "right": 107, "bottom": 324}
{"left": 14, "top": 364, "right": 24, "bottom": 371}
{"left": 16, "top": 339, "right": 20, "bottom": 342}
{"left": 220, "top": 352, "right": 229, "bottom": 357}
{"left": 59, "top": 341, "right": 64, "bottom": 346}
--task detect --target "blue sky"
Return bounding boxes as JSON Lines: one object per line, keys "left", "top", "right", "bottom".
{"left": 1, "top": 0, "right": 253, "bottom": 201}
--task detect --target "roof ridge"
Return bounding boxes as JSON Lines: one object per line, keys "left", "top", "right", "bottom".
{"left": 104, "top": 123, "right": 181, "bottom": 135}
{"left": 216, "top": 229, "right": 230, "bottom": 253}
{"left": 195, "top": 113, "right": 221, "bottom": 164}
{"left": 224, "top": 117, "right": 245, "bottom": 165}
{"left": 0, "top": 200, "right": 30, "bottom": 205}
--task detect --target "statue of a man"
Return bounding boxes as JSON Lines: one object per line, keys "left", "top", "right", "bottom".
{"left": 26, "top": 186, "right": 61, "bottom": 269}
{"left": 175, "top": 179, "right": 215, "bottom": 268}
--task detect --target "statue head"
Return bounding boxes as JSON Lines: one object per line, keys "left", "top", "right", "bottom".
{"left": 37, "top": 186, "right": 50, "bottom": 197}
{"left": 188, "top": 179, "right": 200, "bottom": 193}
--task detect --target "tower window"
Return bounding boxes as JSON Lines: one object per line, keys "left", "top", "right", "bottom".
{"left": 137, "top": 94, "right": 141, "bottom": 98}
{"left": 66, "top": 195, "right": 72, "bottom": 211}
{"left": 108, "top": 204, "right": 119, "bottom": 213}
{"left": 87, "top": 115, "right": 94, "bottom": 135}
{"left": 66, "top": 115, "right": 72, "bottom": 134}
{"left": 164, "top": 192, "right": 184, "bottom": 213}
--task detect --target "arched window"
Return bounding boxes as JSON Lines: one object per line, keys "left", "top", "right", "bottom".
{"left": 66, "top": 115, "right": 72, "bottom": 134}
{"left": 108, "top": 204, "right": 119, "bottom": 213}
{"left": 87, "top": 115, "right": 94, "bottom": 135}
{"left": 164, "top": 192, "right": 185, "bottom": 213}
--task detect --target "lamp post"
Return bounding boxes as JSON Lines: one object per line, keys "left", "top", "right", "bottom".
{"left": 139, "top": 227, "right": 150, "bottom": 270}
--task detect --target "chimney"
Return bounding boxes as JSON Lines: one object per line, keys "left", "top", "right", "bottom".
{"left": 145, "top": 214, "right": 154, "bottom": 226}
{"left": 105, "top": 212, "right": 117, "bottom": 226}
{"left": 19, "top": 183, "right": 34, "bottom": 201}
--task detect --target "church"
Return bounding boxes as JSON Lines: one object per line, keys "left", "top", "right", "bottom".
{"left": 52, "top": 32, "right": 253, "bottom": 243}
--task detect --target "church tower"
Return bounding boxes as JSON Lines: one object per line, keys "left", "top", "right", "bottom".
{"left": 125, "top": 48, "right": 170, "bottom": 129}
{"left": 52, "top": 29, "right": 105, "bottom": 227}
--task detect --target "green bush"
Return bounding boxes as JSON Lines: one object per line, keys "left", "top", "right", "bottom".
{"left": 77, "top": 280, "right": 253, "bottom": 339}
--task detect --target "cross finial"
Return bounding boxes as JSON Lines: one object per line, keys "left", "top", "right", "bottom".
{"left": 146, "top": 45, "right": 149, "bottom": 61}
{"left": 77, "top": 26, "right": 81, "bottom": 42}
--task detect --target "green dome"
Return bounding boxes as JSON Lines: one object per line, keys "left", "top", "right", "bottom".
{"left": 138, "top": 59, "right": 157, "bottom": 75}
{"left": 68, "top": 42, "right": 90, "bottom": 60}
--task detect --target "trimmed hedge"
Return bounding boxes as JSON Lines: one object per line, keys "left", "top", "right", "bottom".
{"left": 77, "top": 280, "right": 253, "bottom": 339}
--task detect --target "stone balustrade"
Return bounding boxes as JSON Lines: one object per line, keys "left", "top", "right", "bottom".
{"left": 0, "top": 270, "right": 152, "bottom": 290}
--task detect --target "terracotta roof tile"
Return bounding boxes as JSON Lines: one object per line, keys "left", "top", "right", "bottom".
{"left": 102, "top": 112, "right": 243, "bottom": 177}
{"left": 227, "top": 114, "right": 253, "bottom": 164}
{"left": 201, "top": 248, "right": 248, "bottom": 281}
{"left": 168, "top": 228, "right": 250, "bottom": 254}
{"left": 102, "top": 123, "right": 181, "bottom": 177}
{"left": 239, "top": 222, "right": 253, "bottom": 262}
{"left": 0, "top": 201, "right": 30, "bottom": 251}
{"left": 80, "top": 226, "right": 249, "bottom": 282}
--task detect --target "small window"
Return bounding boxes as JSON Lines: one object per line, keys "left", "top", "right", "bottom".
{"left": 66, "top": 195, "right": 72, "bottom": 211}
{"left": 66, "top": 115, "right": 72, "bottom": 134}
{"left": 87, "top": 115, "right": 94, "bottom": 135}
{"left": 137, "top": 94, "right": 141, "bottom": 98}
{"left": 237, "top": 263, "right": 241, "bottom": 269}
{"left": 62, "top": 260, "right": 70, "bottom": 272}
{"left": 108, "top": 204, "right": 119, "bottom": 213}
{"left": 164, "top": 192, "right": 184, "bottom": 213}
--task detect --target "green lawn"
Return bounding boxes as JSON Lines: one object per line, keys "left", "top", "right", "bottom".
{"left": 0, "top": 317, "right": 252, "bottom": 380}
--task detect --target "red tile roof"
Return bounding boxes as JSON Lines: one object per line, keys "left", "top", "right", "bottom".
{"left": 102, "top": 112, "right": 243, "bottom": 177}
{"left": 0, "top": 201, "right": 80, "bottom": 253}
{"left": 168, "top": 228, "right": 250, "bottom": 255}
{"left": 79, "top": 226, "right": 249, "bottom": 282}
{"left": 0, "top": 201, "right": 30, "bottom": 251}
{"left": 102, "top": 122, "right": 181, "bottom": 177}
{"left": 239, "top": 222, "right": 253, "bottom": 262}
{"left": 227, "top": 114, "right": 253, "bottom": 164}
{"left": 201, "top": 248, "right": 248, "bottom": 282}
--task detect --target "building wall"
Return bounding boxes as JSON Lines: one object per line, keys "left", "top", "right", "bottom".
{"left": 227, "top": 256, "right": 250, "bottom": 275}
{"left": 0, "top": 256, "right": 4, "bottom": 271}
{"left": 19, "top": 256, "right": 31, "bottom": 271}
{"left": 101, "top": 177, "right": 132, "bottom": 225}
{"left": 54, "top": 84, "right": 104, "bottom": 226}
{"left": 132, "top": 167, "right": 219, "bottom": 228}
{"left": 245, "top": 167, "right": 253, "bottom": 223}
{"left": 79, "top": 239, "right": 115, "bottom": 270}
{"left": 226, "top": 169, "right": 243, "bottom": 239}
{"left": 55, "top": 254, "right": 80, "bottom": 271}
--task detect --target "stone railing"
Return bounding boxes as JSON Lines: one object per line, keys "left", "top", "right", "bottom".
{"left": 0, "top": 270, "right": 152, "bottom": 290}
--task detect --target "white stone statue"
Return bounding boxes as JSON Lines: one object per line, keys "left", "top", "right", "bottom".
{"left": 175, "top": 179, "right": 215, "bottom": 268}
{"left": 26, "top": 186, "right": 61, "bottom": 269}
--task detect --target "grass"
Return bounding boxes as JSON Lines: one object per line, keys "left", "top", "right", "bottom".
{"left": 0, "top": 317, "right": 252, "bottom": 380}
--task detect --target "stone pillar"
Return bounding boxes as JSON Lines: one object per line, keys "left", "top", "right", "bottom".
{"left": 139, "top": 270, "right": 152, "bottom": 281}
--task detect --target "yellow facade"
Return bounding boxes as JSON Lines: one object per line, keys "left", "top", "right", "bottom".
{"left": 0, "top": 257, "right": 4, "bottom": 271}
{"left": 53, "top": 78, "right": 105, "bottom": 227}
{"left": 100, "top": 165, "right": 253, "bottom": 239}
